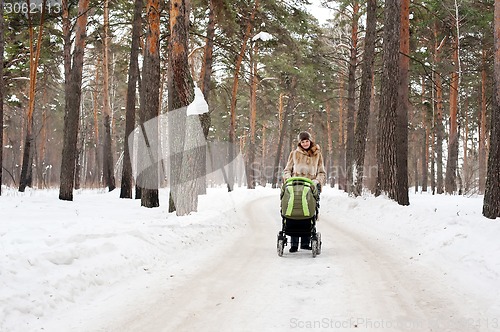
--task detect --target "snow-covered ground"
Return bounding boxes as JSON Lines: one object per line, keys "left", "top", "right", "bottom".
{"left": 1, "top": 185, "right": 499, "bottom": 331}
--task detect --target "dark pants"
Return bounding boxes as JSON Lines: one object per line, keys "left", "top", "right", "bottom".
{"left": 291, "top": 236, "right": 310, "bottom": 248}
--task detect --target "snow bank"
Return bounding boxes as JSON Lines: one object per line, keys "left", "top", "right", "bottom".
{"left": 0, "top": 186, "right": 265, "bottom": 331}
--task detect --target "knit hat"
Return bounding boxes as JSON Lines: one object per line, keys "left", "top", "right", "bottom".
{"left": 298, "top": 131, "right": 312, "bottom": 142}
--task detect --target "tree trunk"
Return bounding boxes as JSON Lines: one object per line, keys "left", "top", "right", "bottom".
{"left": 337, "top": 79, "right": 346, "bottom": 191}
{"left": 376, "top": 0, "right": 401, "bottom": 201}
{"left": 92, "top": 58, "right": 102, "bottom": 187}
{"left": 120, "top": 0, "right": 142, "bottom": 199}
{"left": 59, "top": 0, "right": 90, "bottom": 201}
{"left": 168, "top": 0, "right": 196, "bottom": 215}
{"left": 479, "top": 45, "right": 488, "bottom": 194}
{"left": 0, "top": 0, "right": 3, "bottom": 195}
{"left": 19, "top": 0, "right": 47, "bottom": 192}
{"left": 272, "top": 76, "right": 297, "bottom": 189}
{"left": 445, "top": 33, "right": 460, "bottom": 194}
{"left": 102, "top": 0, "right": 115, "bottom": 192}
{"left": 395, "top": 0, "right": 409, "bottom": 205}
{"left": 483, "top": 0, "right": 500, "bottom": 219}
{"left": 421, "top": 77, "right": 429, "bottom": 192}
{"left": 196, "top": 0, "right": 215, "bottom": 195}
{"left": 139, "top": 0, "right": 160, "bottom": 208}
{"left": 434, "top": 24, "right": 445, "bottom": 195}
{"left": 345, "top": 0, "right": 359, "bottom": 194}
{"left": 247, "top": 40, "right": 258, "bottom": 189}
{"left": 228, "top": 0, "right": 259, "bottom": 192}
{"left": 325, "top": 102, "right": 334, "bottom": 187}
{"left": 353, "top": 0, "right": 376, "bottom": 196}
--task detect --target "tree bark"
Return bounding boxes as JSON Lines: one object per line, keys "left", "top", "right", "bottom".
{"left": 19, "top": 0, "right": 47, "bottom": 192}
{"left": 395, "top": 0, "right": 409, "bottom": 205}
{"left": 376, "top": 0, "right": 401, "bottom": 201}
{"left": 325, "top": 102, "right": 334, "bottom": 187}
{"left": 92, "top": 58, "right": 102, "bottom": 187}
{"left": 102, "top": 0, "right": 115, "bottom": 192}
{"left": 120, "top": 0, "right": 142, "bottom": 199}
{"left": 353, "top": 0, "right": 376, "bottom": 196}
{"left": 433, "top": 24, "right": 445, "bottom": 195}
{"left": 168, "top": 0, "right": 197, "bottom": 215}
{"left": 139, "top": 0, "right": 161, "bottom": 208}
{"left": 483, "top": 0, "right": 500, "bottom": 219}
{"left": 421, "top": 77, "right": 429, "bottom": 192}
{"left": 247, "top": 40, "right": 258, "bottom": 189}
{"left": 59, "top": 0, "right": 90, "bottom": 201}
{"left": 337, "top": 79, "right": 346, "bottom": 191}
{"left": 445, "top": 33, "right": 460, "bottom": 194}
{"left": 345, "top": 0, "right": 359, "bottom": 194}
{"left": 479, "top": 45, "right": 488, "bottom": 194}
{"left": 0, "top": 0, "right": 4, "bottom": 195}
{"left": 196, "top": 0, "right": 215, "bottom": 195}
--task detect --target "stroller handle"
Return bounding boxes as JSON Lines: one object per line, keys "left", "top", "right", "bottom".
{"left": 285, "top": 177, "right": 315, "bottom": 186}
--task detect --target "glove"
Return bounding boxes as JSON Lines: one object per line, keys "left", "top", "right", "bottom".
{"left": 312, "top": 180, "right": 321, "bottom": 193}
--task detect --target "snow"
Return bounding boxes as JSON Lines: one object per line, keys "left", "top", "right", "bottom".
{"left": 252, "top": 31, "right": 274, "bottom": 42}
{"left": 1, "top": 186, "right": 499, "bottom": 331}
{"left": 186, "top": 85, "right": 209, "bottom": 116}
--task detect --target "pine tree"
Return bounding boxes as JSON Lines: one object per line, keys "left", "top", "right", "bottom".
{"left": 59, "top": 0, "right": 91, "bottom": 201}
{"left": 483, "top": 0, "right": 500, "bottom": 219}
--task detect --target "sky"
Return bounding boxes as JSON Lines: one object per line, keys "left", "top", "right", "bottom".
{"left": 306, "top": 0, "right": 335, "bottom": 25}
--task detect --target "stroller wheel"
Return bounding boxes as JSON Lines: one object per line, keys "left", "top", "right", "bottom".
{"left": 311, "top": 238, "right": 318, "bottom": 257}
{"left": 277, "top": 232, "right": 285, "bottom": 257}
{"left": 316, "top": 232, "right": 322, "bottom": 255}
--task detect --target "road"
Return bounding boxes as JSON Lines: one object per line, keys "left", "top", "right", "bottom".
{"left": 52, "top": 195, "right": 483, "bottom": 332}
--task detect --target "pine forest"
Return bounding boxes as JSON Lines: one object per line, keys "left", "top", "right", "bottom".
{"left": 0, "top": 0, "right": 499, "bottom": 219}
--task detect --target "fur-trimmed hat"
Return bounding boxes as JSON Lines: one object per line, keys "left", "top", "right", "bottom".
{"left": 298, "top": 131, "right": 312, "bottom": 142}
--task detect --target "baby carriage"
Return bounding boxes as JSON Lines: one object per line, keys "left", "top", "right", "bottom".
{"left": 277, "top": 177, "right": 322, "bottom": 257}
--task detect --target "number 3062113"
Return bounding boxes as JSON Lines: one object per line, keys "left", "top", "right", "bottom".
{"left": 4, "top": 1, "right": 61, "bottom": 15}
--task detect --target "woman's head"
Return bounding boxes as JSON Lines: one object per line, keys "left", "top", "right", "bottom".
{"left": 298, "top": 131, "right": 312, "bottom": 149}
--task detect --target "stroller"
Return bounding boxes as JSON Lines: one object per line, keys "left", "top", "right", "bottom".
{"left": 277, "top": 177, "right": 322, "bottom": 257}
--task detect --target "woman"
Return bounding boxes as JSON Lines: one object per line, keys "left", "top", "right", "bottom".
{"left": 283, "top": 131, "right": 326, "bottom": 252}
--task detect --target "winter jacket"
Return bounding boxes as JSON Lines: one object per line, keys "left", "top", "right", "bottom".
{"left": 283, "top": 142, "right": 326, "bottom": 186}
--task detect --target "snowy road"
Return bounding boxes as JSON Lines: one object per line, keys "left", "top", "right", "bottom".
{"left": 41, "top": 194, "right": 489, "bottom": 332}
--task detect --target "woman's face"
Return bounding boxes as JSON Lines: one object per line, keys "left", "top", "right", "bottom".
{"left": 300, "top": 139, "right": 311, "bottom": 149}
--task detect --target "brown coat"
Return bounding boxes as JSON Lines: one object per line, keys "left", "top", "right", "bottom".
{"left": 283, "top": 142, "right": 326, "bottom": 185}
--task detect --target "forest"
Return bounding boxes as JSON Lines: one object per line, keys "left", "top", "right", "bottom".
{"left": 0, "top": 0, "right": 499, "bottom": 219}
